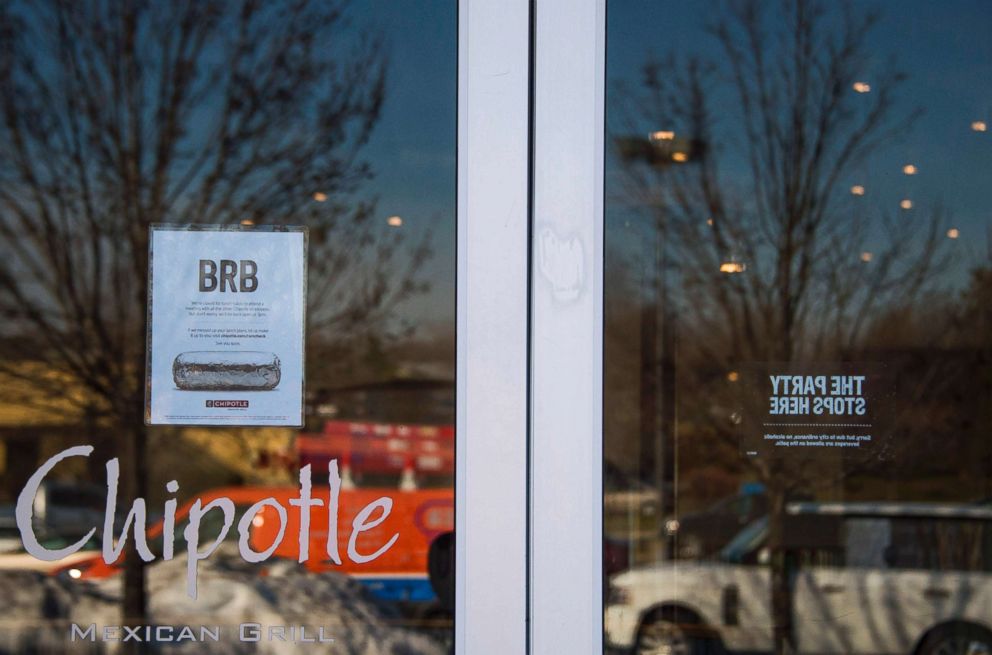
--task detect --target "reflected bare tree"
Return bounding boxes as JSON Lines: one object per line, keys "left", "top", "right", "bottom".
{"left": 612, "top": 0, "right": 951, "bottom": 651}
{"left": 0, "top": 0, "right": 427, "bottom": 637}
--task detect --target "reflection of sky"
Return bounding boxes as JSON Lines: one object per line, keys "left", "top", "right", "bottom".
{"left": 353, "top": 0, "right": 456, "bottom": 330}
{"left": 361, "top": 1, "right": 990, "bottom": 329}
{"left": 11, "top": 0, "right": 458, "bottom": 334}
{"left": 606, "top": 1, "right": 992, "bottom": 282}
{"left": 286, "top": 0, "right": 992, "bottom": 330}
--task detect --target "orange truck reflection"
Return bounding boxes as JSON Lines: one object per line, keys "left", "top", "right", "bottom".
{"left": 52, "top": 486, "right": 454, "bottom": 602}
{"left": 298, "top": 422, "right": 455, "bottom": 478}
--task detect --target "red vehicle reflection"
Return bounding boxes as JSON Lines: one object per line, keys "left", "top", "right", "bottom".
{"left": 52, "top": 485, "right": 454, "bottom": 603}
{"left": 297, "top": 421, "right": 455, "bottom": 484}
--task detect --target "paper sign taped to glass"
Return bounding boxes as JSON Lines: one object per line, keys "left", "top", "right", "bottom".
{"left": 738, "top": 362, "right": 893, "bottom": 459}
{"left": 146, "top": 225, "right": 307, "bottom": 426}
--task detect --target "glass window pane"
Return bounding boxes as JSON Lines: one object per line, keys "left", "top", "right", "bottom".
{"left": 604, "top": 2, "right": 992, "bottom": 654}
{"left": 0, "top": 0, "right": 455, "bottom": 651}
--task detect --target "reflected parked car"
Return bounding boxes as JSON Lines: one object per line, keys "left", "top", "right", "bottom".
{"left": 665, "top": 483, "right": 768, "bottom": 560}
{"left": 604, "top": 462, "right": 663, "bottom": 575}
{"left": 0, "top": 507, "right": 20, "bottom": 554}
{"left": 30, "top": 480, "right": 108, "bottom": 537}
{"left": 54, "top": 485, "right": 454, "bottom": 604}
{"left": 606, "top": 502, "right": 992, "bottom": 655}
{"left": 0, "top": 533, "right": 101, "bottom": 574}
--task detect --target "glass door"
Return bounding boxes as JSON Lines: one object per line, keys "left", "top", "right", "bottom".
{"left": 602, "top": 2, "right": 992, "bottom": 655}
{"left": 0, "top": 1, "right": 537, "bottom": 652}
{"left": 0, "top": 0, "right": 537, "bottom": 651}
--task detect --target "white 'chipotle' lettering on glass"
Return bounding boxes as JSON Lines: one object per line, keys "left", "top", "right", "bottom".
{"left": 16, "top": 446, "right": 398, "bottom": 599}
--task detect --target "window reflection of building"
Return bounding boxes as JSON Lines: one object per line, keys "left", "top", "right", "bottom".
{"left": 308, "top": 377, "right": 455, "bottom": 427}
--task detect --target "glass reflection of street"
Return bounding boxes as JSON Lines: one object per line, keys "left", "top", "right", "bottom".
{"left": 0, "top": 1, "right": 456, "bottom": 653}
{"left": 604, "top": 2, "right": 991, "bottom": 655}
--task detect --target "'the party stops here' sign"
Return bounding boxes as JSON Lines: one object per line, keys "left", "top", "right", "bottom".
{"left": 739, "top": 363, "right": 891, "bottom": 458}
{"left": 146, "top": 225, "right": 307, "bottom": 427}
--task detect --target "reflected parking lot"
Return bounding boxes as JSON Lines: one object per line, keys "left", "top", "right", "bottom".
{"left": 604, "top": 1, "right": 992, "bottom": 654}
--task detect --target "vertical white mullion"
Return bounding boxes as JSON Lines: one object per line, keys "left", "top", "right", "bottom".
{"left": 530, "top": 0, "right": 606, "bottom": 653}
{"left": 456, "top": 0, "right": 530, "bottom": 654}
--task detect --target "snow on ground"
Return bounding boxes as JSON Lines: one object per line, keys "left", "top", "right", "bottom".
{"left": 0, "top": 548, "right": 448, "bottom": 655}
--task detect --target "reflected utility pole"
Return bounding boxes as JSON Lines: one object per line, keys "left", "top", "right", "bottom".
{"left": 617, "top": 132, "right": 703, "bottom": 559}
{"left": 638, "top": 219, "right": 677, "bottom": 540}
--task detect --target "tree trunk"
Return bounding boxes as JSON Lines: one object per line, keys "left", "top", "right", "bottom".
{"left": 122, "top": 215, "right": 150, "bottom": 653}
{"left": 767, "top": 487, "right": 796, "bottom": 655}
{"left": 121, "top": 416, "right": 147, "bottom": 655}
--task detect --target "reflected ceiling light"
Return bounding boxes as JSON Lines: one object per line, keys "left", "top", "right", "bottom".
{"left": 240, "top": 219, "right": 255, "bottom": 226}
{"left": 860, "top": 251, "right": 873, "bottom": 263}
{"left": 312, "top": 192, "right": 328, "bottom": 202}
{"left": 672, "top": 151, "right": 689, "bottom": 163}
{"left": 947, "top": 228, "right": 960, "bottom": 239}
{"left": 387, "top": 215, "right": 403, "bottom": 227}
{"left": 706, "top": 217, "right": 715, "bottom": 226}
{"left": 902, "top": 164, "right": 917, "bottom": 175}
{"left": 850, "top": 185, "right": 866, "bottom": 196}
{"left": 649, "top": 130, "right": 676, "bottom": 141}
{"left": 852, "top": 82, "right": 871, "bottom": 93}
{"left": 971, "top": 121, "right": 987, "bottom": 132}
{"left": 726, "top": 371, "right": 740, "bottom": 382}
{"left": 68, "top": 568, "right": 82, "bottom": 580}
{"left": 899, "top": 199, "right": 913, "bottom": 210}
{"left": 719, "top": 261, "right": 746, "bottom": 274}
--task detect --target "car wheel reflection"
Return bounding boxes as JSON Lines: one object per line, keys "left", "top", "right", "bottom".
{"left": 635, "top": 618, "right": 693, "bottom": 655}
{"left": 920, "top": 623, "right": 992, "bottom": 655}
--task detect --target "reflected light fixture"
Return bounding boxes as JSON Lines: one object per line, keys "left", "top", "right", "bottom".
{"left": 387, "top": 215, "right": 403, "bottom": 227}
{"left": 852, "top": 82, "right": 871, "bottom": 93}
{"left": 312, "top": 192, "right": 328, "bottom": 202}
{"left": 972, "top": 121, "right": 987, "bottom": 132}
{"left": 672, "top": 151, "right": 689, "bottom": 163}
{"left": 706, "top": 217, "right": 715, "bottom": 226}
{"left": 899, "top": 199, "right": 913, "bottom": 210}
{"left": 947, "top": 228, "right": 960, "bottom": 239}
{"left": 719, "top": 261, "right": 746, "bottom": 274}
{"left": 240, "top": 219, "right": 255, "bottom": 226}
{"left": 850, "top": 185, "right": 866, "bottom": 196}
{"left": 650, "top": 130, "right": 676, "bottom": 141}
{"left": 726, "top": 371, "right": 740, "bottom": 382}
{"left": 902, "top": 164, "right": 917, "bottom": 175}
{"left": 860, "top": 251, "right": 873, "bottom": 263}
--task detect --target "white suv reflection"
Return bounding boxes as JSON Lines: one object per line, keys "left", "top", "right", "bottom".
{"left": 605, "top": 502, "right": 992, "bottom": 655}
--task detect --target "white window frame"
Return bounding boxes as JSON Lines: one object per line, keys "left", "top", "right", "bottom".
{"left": 456, "top": 1, "right": 531, "bottom": 653}
{"left": 457, "top": 0, "right": 605, "bottom": 652}
{"left": 529, "top": 0, "right": 606, "bottom": 652}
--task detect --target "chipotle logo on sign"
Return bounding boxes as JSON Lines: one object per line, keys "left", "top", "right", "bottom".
{"left": 146, "top": 225, "right": 307, "bottom": 427}
{"left": 206, "top": 399, "right": 249, "bottom": 408}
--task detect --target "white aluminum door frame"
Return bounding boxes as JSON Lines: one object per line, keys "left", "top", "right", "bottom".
{"left": 456, "top": 1, "right": 530, "bottom": 653}
{"left": 457, "top": 0, "right": 606, "bottom": 652}
{"left": 529, "top": 0, "right": 606, "bottom": 652}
